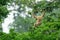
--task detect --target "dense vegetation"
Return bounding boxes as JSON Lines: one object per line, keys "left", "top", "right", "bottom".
{"left": 0, "top": 0, "right": 60, "bottom": 40}
{"left": 0, "top": 0, "right": 9, "bottom": 22}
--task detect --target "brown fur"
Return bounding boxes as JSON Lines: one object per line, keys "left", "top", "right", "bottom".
{"left": 32, "top": 12, "right": 45, "bottom": 27}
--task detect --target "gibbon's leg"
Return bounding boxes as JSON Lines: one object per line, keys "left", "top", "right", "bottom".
{"left": 32, "top": 13, "right": 37, "bottom": 19}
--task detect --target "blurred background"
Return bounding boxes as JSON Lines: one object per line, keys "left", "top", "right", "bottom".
{"left": 0, "top": 0, "right": 60, "bottom": 40}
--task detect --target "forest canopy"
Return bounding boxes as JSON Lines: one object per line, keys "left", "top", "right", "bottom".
{"left": 0, "top": 0, "right": 60, "bottom": 40}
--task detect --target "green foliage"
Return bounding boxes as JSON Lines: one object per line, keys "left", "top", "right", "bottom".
{"left": 0, "top": 23, "right": 60, "bottom": 40}
{"left": 10, "top": 16, "right": 35, "bottom": 32}
{"left": 0, "top": 0, "right": 10, "bottom": 22}
{"left": 0, "top": 0, "right": 10, "bottom": 5}
{"left": 0, "top": 6, "right": 9, "bottom": 21}
{"left": 9, "top": 0, "right": 60, "bottom": 32}
{"left": 0, "top": 0, "right": 10, "bottom": 32}
{"left": 5, "top": 0, "right": 60, "bottom": 40}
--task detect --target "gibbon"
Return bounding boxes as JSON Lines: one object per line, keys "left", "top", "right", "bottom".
{"left": 32, "top": 11, "right": 45, "bottom": 27}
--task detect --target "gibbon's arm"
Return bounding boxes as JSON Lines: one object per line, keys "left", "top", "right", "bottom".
{"left": 32, "top": 13, "right": 37, "bottom": 19}
{"left": 41, "top": 11, "right": 45, "bottom": 17}
{"left": 35, "top": 11, "right": 45, "bottom": 20}
{"left": 40, "top": 11, "right": 45, "bottom": 18}
{"left": 32, "top": 11, "right": 45, "bottom": 20}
